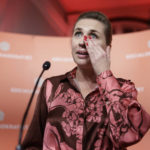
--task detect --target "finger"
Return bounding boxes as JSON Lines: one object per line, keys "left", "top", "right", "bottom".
{"left": 84, "top": 37, "right": 93, "bottom": 54}
{"left": 85, "top": 38, "right": 97, "bottom": 57}
{"left": 88, "top": 36, "right": 106, "bottom": 51}
{"left": 84, "top": 36, "right": 90, "bottom": 49}
{"left": 87, "top": 38, "right": 107, "bottom": 57}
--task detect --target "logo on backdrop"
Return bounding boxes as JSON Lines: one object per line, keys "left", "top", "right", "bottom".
{"left": 52, "top": 57, "right": 73, "bottom": 62}
{"left": 136, "top": 87, "right": 144, "bottom": 92}
{"left": 0, "top": 41, "right": 10, "bottom": 51}
{"left": 10, "top": 78, "right": 42, "bottom": 94}
{"left": 0, "top": 110, "right": 5, "bottom": 121}
{"left": 148, "top": 40, "right": 150, "bottom": 48}
{"left": 0, "top": 109, "right": 28, "bottom": 130}
{"left": 0, "top": 41, "right": 32, "bottom": 60}
{"left": 125, "top": 40, "right": 150, "bottom": 60}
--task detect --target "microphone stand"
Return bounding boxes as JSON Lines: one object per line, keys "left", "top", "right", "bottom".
{"left": 16, "top": 61, "right": 50, "bottom": 150}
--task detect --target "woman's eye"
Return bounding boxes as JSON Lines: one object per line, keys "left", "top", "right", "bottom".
{"left": 90, "top": 33, "right": 98, "bottom": 39}
{"left": 74, "top": 32, "right": 82, "bottom": 37}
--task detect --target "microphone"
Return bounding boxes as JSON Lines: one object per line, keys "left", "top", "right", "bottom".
{"left": 43, "top": 61, "right": 51, "bottom": 70}
{"left": 16, "top": 61, "right": 51, "bottom": 150}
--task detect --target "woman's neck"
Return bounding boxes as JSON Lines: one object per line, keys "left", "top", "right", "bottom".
{"left": 76, "top": 66, "right": 96, "bottom": 83}
{"left": 74, "top": 66, "right": 97, "bottom": 98}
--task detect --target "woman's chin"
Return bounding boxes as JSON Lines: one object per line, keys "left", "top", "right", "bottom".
{"left": 75, "top": 60, "right": 92, "bottom": 69}
{"left": 72, "top": 55, "right": 91, "bottom": 67}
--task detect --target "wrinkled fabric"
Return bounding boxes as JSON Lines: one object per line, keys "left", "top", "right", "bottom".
{"left": 22, "top": 68, "right": 150, "bottom": 150}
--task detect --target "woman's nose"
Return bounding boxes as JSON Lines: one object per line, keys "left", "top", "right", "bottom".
{"left": 79, "top": 35, "right": 87, "bottom": 48}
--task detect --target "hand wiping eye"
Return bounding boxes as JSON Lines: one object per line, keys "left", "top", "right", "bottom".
{"left": 90, "top": 34, "right": 98, "bottom": 39}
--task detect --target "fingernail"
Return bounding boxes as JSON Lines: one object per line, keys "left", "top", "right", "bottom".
{"left": 86, "top": 42, "right": 88, "bottom": 46}
{"left": 89, "top": 36, "right": 92, "bottom": 39}
{"left": 84, "top": 36, "right": 87, "bottom": 41}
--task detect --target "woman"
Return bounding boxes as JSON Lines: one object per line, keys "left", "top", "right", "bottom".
{"left": 22, "top": 11, "right": 150, "bottom": 150}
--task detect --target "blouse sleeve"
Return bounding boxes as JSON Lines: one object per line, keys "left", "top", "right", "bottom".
{"left": 96, "top": 70, "right": 150, "bottom": 148}
{"left": 22, "top": 79, "right": 48, "bottom": 150}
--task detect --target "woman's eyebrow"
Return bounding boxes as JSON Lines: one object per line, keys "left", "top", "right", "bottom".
{"left": 74, "top": 28, "right": 101, "bottom": 35}
{"left": 74, "top": 27, "right": 82, "bottom": 31}
{"left": 90, "top": 29, "right": 100, "bottom": 34}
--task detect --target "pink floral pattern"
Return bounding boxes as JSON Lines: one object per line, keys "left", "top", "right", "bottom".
{"left": 23, "top": 68, "right": 150, "bottom": 150}
{"left": 53, "top": 88, "right": 85, "bottom": 142}
{"left": 42, "top": 69, "right": 150, "bottom": 150}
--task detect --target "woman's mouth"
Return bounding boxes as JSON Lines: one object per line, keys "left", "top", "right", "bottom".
{"left": 76, "top": 50, "right": 89, "bottom": 58}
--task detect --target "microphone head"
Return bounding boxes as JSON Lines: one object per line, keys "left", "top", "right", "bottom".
{"left": 43, "top": 61, "right": 51, "bottom": 70}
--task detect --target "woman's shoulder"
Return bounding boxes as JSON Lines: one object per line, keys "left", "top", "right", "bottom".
{"left": 44, "top": 69, "right": 73, "bottom": 86}
{"left": 117, "top": 77, "right": 135, "bottom": 86}
{"left": 47, "top": 74, "right": 66, "bottom": 81}
{"left": 43, "top": 74, "right": 66, "bottom": 87}
{"left": 44, "top": 67, "right": 76, "bottom": 85}
{"left": 116, "top": 78, "right": 137, "bottom": 94}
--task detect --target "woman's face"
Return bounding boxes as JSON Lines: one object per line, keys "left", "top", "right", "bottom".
{"left": 71, "top": 18, "right": 107, "bottom": 68}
